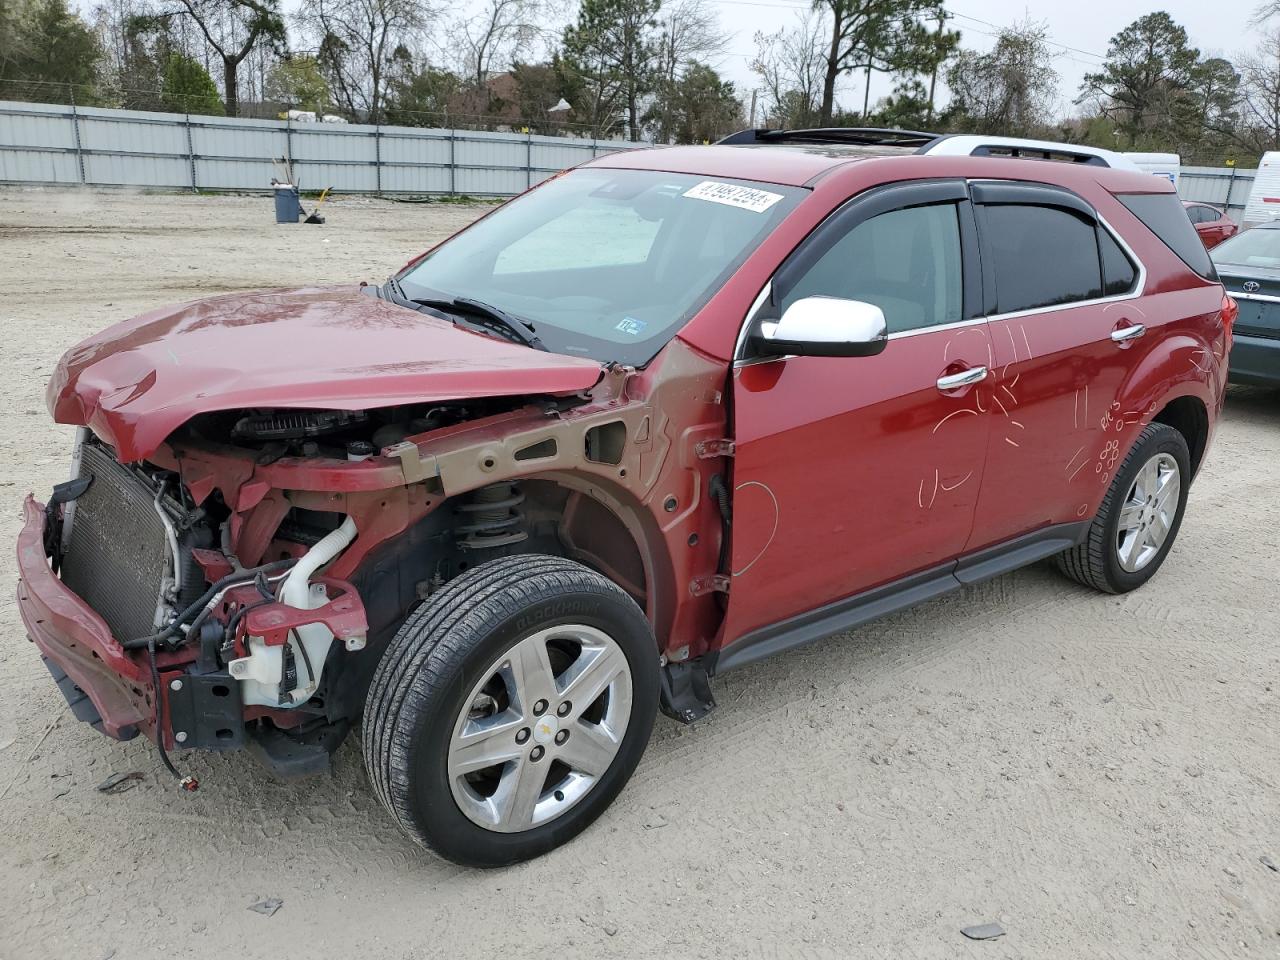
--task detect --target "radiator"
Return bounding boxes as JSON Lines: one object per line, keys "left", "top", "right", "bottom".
{"left": 60, "top": 444, "right": 174, "bottom": 643}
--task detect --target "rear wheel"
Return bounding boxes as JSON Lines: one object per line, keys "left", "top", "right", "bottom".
{"left": 362, "top": 555, "right": 658, "bottom": 866}
{"left": 1056, "top": 422, "right": 1190, "bottom": 594}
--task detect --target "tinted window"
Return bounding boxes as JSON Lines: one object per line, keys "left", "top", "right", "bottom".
{"left": 983, "top": 204, "right": 1103, "bottom": 313}
{"left": 1118, "top": 193, "right": 1217, "bottom": 280}
{"left": 781, "top": 203, "right": 963, "bottom": 334}
{"left": 1185, "top": 205, "right": 1209, "bottom": 224}
{"left": 1099, "top": 227, "right": 1138, "bottom": 295}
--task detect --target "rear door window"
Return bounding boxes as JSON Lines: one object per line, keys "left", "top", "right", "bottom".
{"left": 981, "top": 204, "right": 1103, "bottom": 313}
{"left": 1118, "top": 193, "right": 1218, "bottom": 280}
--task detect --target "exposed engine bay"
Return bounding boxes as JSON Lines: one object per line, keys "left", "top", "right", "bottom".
{"left": 52, "top": 429, "right": 380, "bottom": 784}
{"left": 183, "top": 396, "right": 552, "bottom": 465}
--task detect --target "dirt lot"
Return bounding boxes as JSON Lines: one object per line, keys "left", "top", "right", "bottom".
{"left": 1, "top": 189, "right": 1278, "bottom": 959}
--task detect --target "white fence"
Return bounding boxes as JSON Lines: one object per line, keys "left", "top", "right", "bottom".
{"left": 1178, "top": 165, "right": 1256, "bottom": 224}
{"left": 0, "top": 104, "right": 1262, "bottom": 217}
{"left": 0, "top": 100, "right": 649, "bottom": 196}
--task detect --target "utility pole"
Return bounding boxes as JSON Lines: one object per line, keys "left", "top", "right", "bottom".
{"left": 862, "top": 45, "right": 875, "bottom": 119}
{"left": 926, "top": 14, "right": 945, "bottom": 125}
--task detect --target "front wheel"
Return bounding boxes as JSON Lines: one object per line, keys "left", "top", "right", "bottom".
{"left": 362, "top": 555, "right": 658, "bottom": 866}
{"left": 1056, "top": 422, "right": 1191, "bottom": 594}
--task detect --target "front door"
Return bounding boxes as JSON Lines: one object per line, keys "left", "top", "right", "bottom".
{"left": 724, "top": 181, "right": 991, "bottom": 641}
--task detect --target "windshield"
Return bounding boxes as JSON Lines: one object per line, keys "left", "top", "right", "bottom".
{"left": 1213, "top": 226, "right": 1280, "bottom": 269}
{"left": 397, "top": 168, "right": 804, "bottom": 365}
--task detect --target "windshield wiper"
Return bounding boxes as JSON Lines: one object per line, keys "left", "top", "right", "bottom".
{"left": 407, "top": 295, "right": 547, "bottom": 352}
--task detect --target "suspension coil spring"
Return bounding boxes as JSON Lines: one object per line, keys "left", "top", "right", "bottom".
{"left": 455, "top": 482, "right": 528, "bottom": 550}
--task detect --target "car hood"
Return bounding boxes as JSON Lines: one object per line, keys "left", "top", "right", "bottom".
{"left": 47, "top": 285, "right": 604, "bottom": 462}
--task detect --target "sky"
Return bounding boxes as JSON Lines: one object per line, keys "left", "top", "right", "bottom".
{"left": 694, "top": 0, "right": 1259, "bottom": 118}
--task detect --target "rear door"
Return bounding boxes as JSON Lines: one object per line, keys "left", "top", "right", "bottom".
{"left": 965, "top": 182, "right": 1152, "bottom": 551}
{"left": 724, "top": 181, "right": 991, "bottom": 640}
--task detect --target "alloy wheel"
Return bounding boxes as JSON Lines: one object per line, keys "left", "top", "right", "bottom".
{"left": 446, "top": 624, "right": 633, "bottom": 833}
{"left": 1115, "top": 452, "right": 1180, "bottom": 573}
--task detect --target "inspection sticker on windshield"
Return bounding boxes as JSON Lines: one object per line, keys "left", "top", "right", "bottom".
{"left": 616, "top": 316, "right": 647, "bottom": 336}
{"left": 682, "top": 180, "right": 783, "bottom": 213}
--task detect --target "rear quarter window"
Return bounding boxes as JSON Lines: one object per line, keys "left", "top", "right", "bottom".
{"left": 1099, "top": 227, "right": 1138, "bottom": 295}
{"left": 1118, "top": 193, "right": 1218, "bottom": 281}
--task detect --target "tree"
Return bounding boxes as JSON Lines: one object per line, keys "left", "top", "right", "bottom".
{"left": 450, "top": 0, "right": 539, "bottom": 103}
{"left": 299, "top": 0, "right": 433, "bottom": 123}
{"left": 946, "top": 20, "right": 1059, "bottom": 137}
{"left": 1079, "top": 12, "right": 1200, "bottom": 146}
{"left": 810, "top": 0, "right": 946, "bottom": 123}
{"left": 383, "top": 49, "right": 460, "bottom": 125}
{"left": 1, "top": 0, "right": 24, "bottom": 82}
{"left": 510, "top": 57, "right": 584, "bottom": 133}
{"left": 1237, "top": 28, "right": 1280, "bottom": 154}
{"left": 903, "top": 12, "right": 959, "bottom": 124}
{"left": 1186, "top": 56, "right": 1240, "bottom": 145}
{"left": 647, "top": 0, "right": 726, "bottom": 140}
{"left": 658, "top": 60, "right": 740, "bottom": 142}
{"left": 563, "top": 0, "right": 661, "bottom": 140}
{"left": 134, "top": 0, "right": 284, "bottom": 116}
{"left": 751, "top": 9, "right": 825, "bottom": 128}
{"left": 265, "top": 54, "right": 330, "bottom": 113}
{"left": 160, "top": 50, "right": 222, "bottom": 112}
{"left": 863, "top": 76, "right": 944, "bottom": 130}
{"left": 1, "top": 0, "right": 103, "bottom": 96}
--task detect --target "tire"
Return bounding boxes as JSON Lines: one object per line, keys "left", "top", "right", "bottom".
{"left": 1056, "top": 422, "right": 1191, "bottom": 594}
{"left": 362, "top": 554, "right": 658, "bottom": 866}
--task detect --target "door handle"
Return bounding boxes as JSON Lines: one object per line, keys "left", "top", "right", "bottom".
{"left": 1110, "top": 324, "right": 1146, "bottom": 343}
{"left": 936, "top": 366, "right": 988, "bottom": 391}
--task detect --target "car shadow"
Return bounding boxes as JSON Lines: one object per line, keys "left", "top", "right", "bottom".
{"left": 1225, "top": 384, "right": 1280, "bottom": 424}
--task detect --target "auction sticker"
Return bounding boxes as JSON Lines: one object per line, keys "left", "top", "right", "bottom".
{"left": 683, "top": 180, "right": 783, "bottom": 213}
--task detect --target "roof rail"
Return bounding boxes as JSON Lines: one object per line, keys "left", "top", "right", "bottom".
{"left": 718, "top": 127, "right": 943, "bottom": 149}
{"left": 718, "top": 128, "right": 1142, "bottom": 172}
{"left": 919, "top": 135, "right": 1140, "bottom": 171}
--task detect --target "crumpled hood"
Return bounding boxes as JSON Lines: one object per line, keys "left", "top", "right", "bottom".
{"left": 47, "top": 285, "right": 603, "bottom": 462}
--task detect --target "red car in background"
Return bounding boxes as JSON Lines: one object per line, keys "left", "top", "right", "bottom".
{"left": 1183, "top": 200, "right": 1238, "bottom": 248}
{"left": 18, "top": 128, "right": 1234, "bottom": 866}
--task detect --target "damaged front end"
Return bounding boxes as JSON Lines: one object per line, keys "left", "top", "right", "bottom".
{"left": 17, "top": 427, "right": 371, "bottom": 783}
{"left": 19, "top": 327, "right": 733, "bottom": 786}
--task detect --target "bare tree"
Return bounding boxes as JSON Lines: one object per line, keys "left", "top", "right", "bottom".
{"left": 649, "top": 0, "right": 728, "bottom": 140}
{"left": 1238, "top": 28, "right": 1280, "bottom": 152}
{"left": 948, "top": 19, "right": 1058, "bottom": 137}
{"left": 751, "top": 9, "right": 825, "bottom": 128}
{"left": 450, "top": 0, "right": 540, "bottom": 97}
{"left": 298, "top": 0, "right": 433, "bottom": 123}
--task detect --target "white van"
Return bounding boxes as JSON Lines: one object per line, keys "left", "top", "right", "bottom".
{"left": 1122, "top": 152, "right": 1181, "bottom": 187}
{"left": 1241, "top": 152, "right": 1280, "bottom": 228}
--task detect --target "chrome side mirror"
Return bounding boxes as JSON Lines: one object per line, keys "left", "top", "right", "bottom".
{"left": 754, "top": 296, "right": 888, "bottom": 358}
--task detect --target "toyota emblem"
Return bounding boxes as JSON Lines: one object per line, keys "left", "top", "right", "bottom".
{"left": 1244, "top": 280, "right": 1261, "bottom": 292}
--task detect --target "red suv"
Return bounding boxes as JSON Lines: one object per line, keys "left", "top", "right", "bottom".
{"left": 17, "top": 128, "right": 1234, "bottom": 866}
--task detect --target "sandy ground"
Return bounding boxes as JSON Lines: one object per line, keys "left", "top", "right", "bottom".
{"left": 0, "top": 189, "right": 1278, "bottom": 960}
